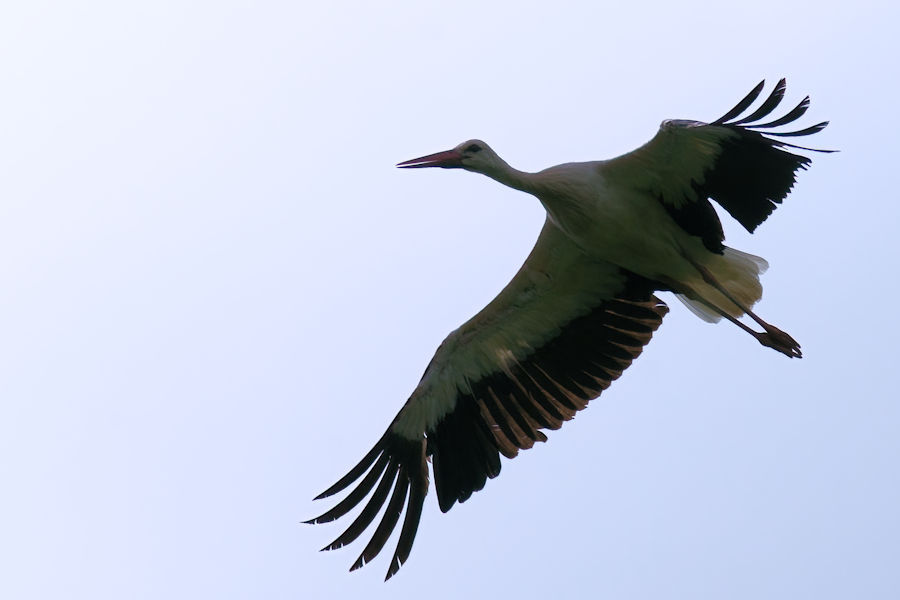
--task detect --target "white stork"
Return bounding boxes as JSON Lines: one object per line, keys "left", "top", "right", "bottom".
{"left": 307, "top": 79, "right": 832, "bottom": 579}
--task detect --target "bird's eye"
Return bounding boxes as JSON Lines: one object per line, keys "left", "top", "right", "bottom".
{"left": 465, "top": 143, "right": 482, "bottom": 153}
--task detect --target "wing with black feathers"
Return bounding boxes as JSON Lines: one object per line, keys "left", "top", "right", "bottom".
{"left": 602, "top": 78, "right": 833, "bottom": 252}
{"left": 306, "top": 220, "right": 668, "bottom": 579}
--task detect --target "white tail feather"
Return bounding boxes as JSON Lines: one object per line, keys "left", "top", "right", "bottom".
{"left": 676, "top": 293, "right": 721, "bottom": 322}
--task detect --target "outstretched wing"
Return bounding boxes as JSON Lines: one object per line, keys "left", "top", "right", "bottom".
{"left": 306, "top": 219, "right": 668, "bottom": 580}
{"left": 602, "top": 78, "right": 833, "bottom": 252}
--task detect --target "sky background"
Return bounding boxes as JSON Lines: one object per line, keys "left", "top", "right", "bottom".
{"left": 2, "top": 1, "right": 898, "bottom": 599}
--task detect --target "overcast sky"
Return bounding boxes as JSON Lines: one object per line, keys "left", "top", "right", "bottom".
{"left": 2, "top": 1, "right": 898, "bottom": 599}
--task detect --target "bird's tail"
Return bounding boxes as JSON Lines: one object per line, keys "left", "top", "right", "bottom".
{"left": 676, "top": 248, "right": 768, "bottom": 323}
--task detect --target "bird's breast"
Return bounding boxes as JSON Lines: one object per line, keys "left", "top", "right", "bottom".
{"left": 538, "top": 176, "right": 694, "bottom": 281}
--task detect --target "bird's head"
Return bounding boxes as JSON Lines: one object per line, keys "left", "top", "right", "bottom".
{"left": 397, "top": 139, "right": 506, "bottom": 175}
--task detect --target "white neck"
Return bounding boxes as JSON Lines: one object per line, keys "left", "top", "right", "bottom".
{"left": 477, "top": 158, "right": 536, "bottom": 194}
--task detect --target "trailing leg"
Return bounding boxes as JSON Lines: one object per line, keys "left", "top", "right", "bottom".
{"left": 680, "top": 257, "right": 802, "bottom": 358}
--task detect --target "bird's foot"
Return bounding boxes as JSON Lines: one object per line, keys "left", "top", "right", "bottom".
{"left": 754, "top": 325, "right": 802, "bottom": 359}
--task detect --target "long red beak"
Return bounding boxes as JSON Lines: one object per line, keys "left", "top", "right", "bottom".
{"left": 396, "top": 149, "right": 464, "bottom": 169}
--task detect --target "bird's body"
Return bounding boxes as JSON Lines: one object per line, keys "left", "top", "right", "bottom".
{"left": 308, "top": 80, "right": 832, "bottom": 579}
{"left": 537, "top": 161, "right": 704, "bottom": 280}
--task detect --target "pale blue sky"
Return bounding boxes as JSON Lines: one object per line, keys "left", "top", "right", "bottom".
{"left": 2, "top": 1, "right": 898, "bottom": 599}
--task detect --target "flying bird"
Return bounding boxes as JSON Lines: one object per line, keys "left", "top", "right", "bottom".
{"left": 307, "top": 79, "right": 832, "bottom": 580}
